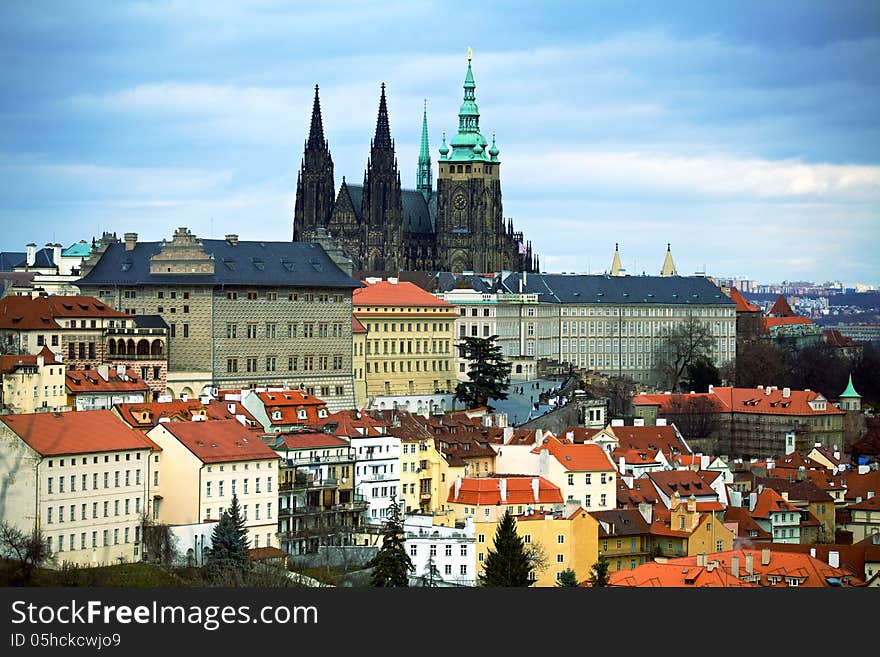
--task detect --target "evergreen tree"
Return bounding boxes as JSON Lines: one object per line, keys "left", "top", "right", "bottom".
{"left": 479, "top": 510, "right": 534, "bottom": 587}
{"left": 587, "top": 553, "right": 610, "bottom": 587}
{"left": 367, "top": 497, "right": 413, "bottom": 587}
{"left": 205, "top": 494, "right": 250, "bottom": 577}
{"left": 454, "top": 335, "right": 512, "bottom": 411}
{"left": 556, "top": 567, "right": 579, "bottom": 587}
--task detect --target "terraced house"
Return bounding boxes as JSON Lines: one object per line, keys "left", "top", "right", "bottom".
{"left": 76, "top": 228, "right": 360, "bottom": 409}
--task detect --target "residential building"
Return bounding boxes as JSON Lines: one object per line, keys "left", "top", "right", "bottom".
{"left": 844, "top": 497, "right": 880, "bottom": 543}
{"left": 262, "top": 430, "right": 365, "bottom": 556}
{"left": 353, "top": 277, "right": 457, "bottom": 399}
{"left": 0, "top": 346, "right": 67, "bottom": 413}
{"left": 750, "top": 487, "right": 801, "bottom": 544}
{"left": 145, "top": 419, "right": 280, "bottom": 549}
{"left": 66, "top": 365, "right": 149, "bottom": 411}
{"left": 103, "top": 315, "right": 169, "bottom": 397}
{"left": 530, "top": 434, "right": 618, "bottom": 511}
{"left": 352, "top": 316, "right": 367, "bottom": 408}
{"left": 0, "top": 240, "right": 92, "bottom": 296}
{"left": 404, "top": 514, "right": 476, "bottom": 586}
{"left": 0, "top": 410, "right": 155, "bottom": 566}
{"left": 76, "top": 228, "right": 360, "bottom": 408}
{"left": 591, "top": 507, "right": 653, "bottom": 573}
{"left": 516, "top": 507, "right": 600, "bottom": 586}
{"left": 242, "top": 388, "right": 330, "bottom": 432}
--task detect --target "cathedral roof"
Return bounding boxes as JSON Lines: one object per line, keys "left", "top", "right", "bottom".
{"left": 341, "top": 183, "right": 434, "bottom": 234}
{"left": 500, "top": 272, "right": 736, "bottom": 306}
{"left": 77, "top": 239, "right": 361, "bottom": 289}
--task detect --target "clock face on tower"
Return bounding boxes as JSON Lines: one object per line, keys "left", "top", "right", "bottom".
{"left": 453, "top": 193, "right": 467, "bottom": 210}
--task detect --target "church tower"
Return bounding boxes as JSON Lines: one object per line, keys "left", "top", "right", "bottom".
{"left": 435, "top": 51, "right": 507, "bottom": 273}
{"left": 361, "top": 83, "right": 404, "bottom": 271}
{"left": 293, "top": 85, "right": 335, "bottom": 241}
{"left": 660, "top": 243, "right": 678, "bottom": 277}
{"left": 417, "top": 101, "right": 432, "bottom": 202}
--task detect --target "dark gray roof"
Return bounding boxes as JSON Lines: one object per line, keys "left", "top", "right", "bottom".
{"left": 501, "top": 272, "right": 735, "bottom": 306}
{"left": 436, "top": 272, "right": 495, "bottom": 293}
{"left": 341, "top": 184, "right": 435, "bottom": 234}
{"left": 77, "top": 240, "right": 361, "bottom": 289}
{"left": 0, "top": 248, "right": 55, "bottom": 271}
{"left": 134, "top": 315, "right": 169, "bottom": 329}
{"left": 589, "top": 509, "right": 651, "bottom": 536}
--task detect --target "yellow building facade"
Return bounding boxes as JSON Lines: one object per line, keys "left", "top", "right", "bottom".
{"left": 0, "top": 347, "right": 67, "bottom": 414}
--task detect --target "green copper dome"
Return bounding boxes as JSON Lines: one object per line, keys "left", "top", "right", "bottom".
{"left": 488, "top": 133, "right": 499, "bottom": 160}
{"left": 448, "top": 54, "right": 491, "bottom": 162}
{"left": 438, "top": 131, "right": 449, "bottom": 159}
{"left": 840, "top": 374, "right": 861, "bottom": 398}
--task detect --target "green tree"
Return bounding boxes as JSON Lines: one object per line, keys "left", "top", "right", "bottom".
{"left": 205, "top": 494, "right": 250, "bottom": 578}
{"left": 686, "top": 355, "right": 721, "bottom": 393}
{"left": 587, "top": 553, "right": 611, "bottom": 587}
{"left": 367, "top": 497, "right": 413, "bottom": 587}
{"left": 556, "top": 567, "right": 579, "bottom": 587}
{"left": 652, "top": 313, "right": 715, "bottom": 392}
{"left": 454, "top": 335, "right": 512, "bottom": 411}
{"left": 479, "top": 510, "right": 534, "bottom": 587}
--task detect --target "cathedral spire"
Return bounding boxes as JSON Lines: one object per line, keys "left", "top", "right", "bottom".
{"left": 611, "top": 242, "right": 624, "bottom": 276}
{"left": 660, "top": 243, "right": 678, "bottom": 277}
{"left": 373, "top": 82, "right": 393, "bottom": 149}
{"left": 417, "top": 99, "right": 432, "bottom": 201}
{"left": 307, "top": 84, "right": 325, "bottom": 149}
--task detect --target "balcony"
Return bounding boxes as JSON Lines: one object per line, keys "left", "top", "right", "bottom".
{"left": 280, "top": 454, "right": 354, "bottom": 468}
{"left": 105, "top": 353, "right": 166, "bottom": 362}
{"left": 279, "top": 500, "right": 368, "bottom": 519}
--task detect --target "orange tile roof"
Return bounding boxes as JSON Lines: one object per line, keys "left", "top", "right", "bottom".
{"left": 611, "top": 447, "right": 662, "bottom": 465}
{"left": 607, "top": 562, "right": 753, "bottom": 587}
{"left": 157, "top": 419, "right": 279, "bottom": 463}
{"left": 729, "top": 287, "right": 760, "bottom": 313}
{"left": 841, "top": 469, "right": 880, "bottom": 503}
{"left": 768, "top": 295, "right": 796, "bottom": 317}
{"left": 724, "top": 506, "right": 772, "bottom": 540}
{"left": 847, "top": 496, "right": 880, "bottom": 512}
{"left": 561, "top": 426, "right": 602, "bottom": 443}
{"left": 751, "top": 488, "right": 799, "bottom": 518}
{"left": 447, "top": 476, "right": 563, "bottom": 506}
{"left": 270, "top": 431, "right": 350, "bottom": 450}
{"left": 255, "top": 390, "right": 327, "bottom": 425}
{"left": 115, "top": 400, "right": 204, "bottom": 427}
{"left": 0, "top": 410, "right": 156, "bottom": 456}
{"left": 0, "top": 346, "right": 60, "bottom": 374}
{"left": 66, "top": 368, "right": 149, "bottom": 394}
{"left": 318, "top": 410, "right": 388, "bottom": 437}
{"left": 45, "top": 296, "right": 130, "bottom": 318}
{"left": 646, "top": 470, "right": 718, "bottom": 500}
{"left": 531, "top": 435, "right": 616, "bottom": 471}
{"left": 353, "top": 280, "right": 455, "bottom": 309}
{"left": 0, "top": 295, "right": 131, "bottom": 331}
{"left": 763, "top": 316, "right": 814, "bottom": 329}
{"left": 608, "top": 425, "right": 691, "bottom": 461}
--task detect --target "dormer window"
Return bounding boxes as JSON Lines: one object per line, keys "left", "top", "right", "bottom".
{"left": 317, "top": 409, "right": 328, "bottom": 419}
{"left": 272, "top": 410, "right": 282, "bottom": 421}
{"left": 297, "top": 409, "right": 308, "bottom": 420}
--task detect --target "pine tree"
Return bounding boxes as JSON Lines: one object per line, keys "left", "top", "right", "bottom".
{"left": 454, "top": 335, "right": 512, "bottom": 411}
{"left": 556, "top": 568, "right": 579, "bottom": 587}
{"left": 479, "top": 510, "right": 534, "bottom": 587}
{"left": 206, "top": 494, "right": 250, "bottom": 577}
{"left": 367, "top": 497, "right": 414, "bottom": 587}
{"left": 587, "top": 553, "right": 610, "bottom": 587}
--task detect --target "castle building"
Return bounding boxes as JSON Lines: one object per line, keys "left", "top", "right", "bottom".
{"left": 292, "top": 54, "right": 537, "bottom": 274}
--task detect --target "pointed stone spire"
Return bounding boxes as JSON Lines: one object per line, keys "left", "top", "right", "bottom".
{"left": 417, "top": 99, "right": 432, "bottom": 201}
{"left": 373, "top": 82, "right": 392, "bottom": 149}
{"left": 307, "top": 84, "right": 326, "bottom": 149}
{"left": 661, "top": 243, "right": 678, "bottom": 277}
{"left": 611, "top": 243, "right": 624, "bottom": 276}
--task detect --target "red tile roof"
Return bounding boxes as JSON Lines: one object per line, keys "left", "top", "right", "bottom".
{"left": 0, "top": 295, "right": 131, "bottom": 331}
{"left": 351, "top": 316, "right": 368, "bottom": 334}
{"left": 611, "top": 447, "right": 662, "bottom": 465}
{"left": 447, "top": 476, "right": 563, "bottom": 506}
{"left": 724, "top": 506, "right": 772, "bottom": 540}
{"left": 0, "top": 346, "right": 60, "bottom": 374}
{"left": 270, "top": 431, "right": 350, "bottom": 450}
{"left": 45, "top": 296, "right": 130, "bottom": 318}
{"left": 607, "top": 562, "right": 753, "bottom": 587}
{"left": 115, "top": 400, "right": 204, "bottom": 428}
{"left": 156, "top": 419, "right": 279, "bottom": 463}
{"left": 639, "top": 387, "right": 845, "bottom": 418}
{"left": 608, "top": 425, "right": 691, "bottom": 461}
{"left": 353, "top": 279, "right": 454, "bottom": 308}
{"left": 729, "top": 288, "right": 760, "bottom": 313}
{"left": 255, "top": 390, "right": 328, "bottom": 425}
{"left": 561, "top": 426, "right": 602, "bottom": 443}
{"left": 841, "top": 469, "right": 880, "bottom": 503}
{"left": 317, "top": 410, "right": 388, "bottom": 437}
{"left": 646, "top": 470, "right": 718, "bottom": 501}
{"left": 763, "top": 316, "right": 814, "bottom": 330}
{"left": 531, "top": 435, "right": 616, "bottom": 471}
{"left": 66, "top": 368, "right": 149, "bottom": 395}
{"left": 769, "top": 295, "right": 797, "bottom": 317}
{"left": 0, "top": 410, "right": 156, "bottom": 456}
{"left": 847, "top": 496, "right": 880, "bottom": 511}
{"left": 823, "top": 329, "right": 859, "bottom": 347}
{"left": 751, "top": 488, "right": 799, "bottom": 519}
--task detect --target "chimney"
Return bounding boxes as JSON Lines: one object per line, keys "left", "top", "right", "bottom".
{"left": 637, "top": 501, "right": 653, "bottom": 524}
{"left": 810, "top": 547, "right": 816, "bottom": 558}
{"left": 388, "top": 277, "right": 398, "bottom": 285}
{"left": 26, "top": 243, "right": 36, "bottom": 267}
{"left": 124, "top": 232, "right": 138, "bottom": 251}
{"left": 833, "top": 450, "right": 840, "bottom": 461}
{"left": 531, "top": 477, "right": 539, "bottom": 502}
{"left": 502, "top": 426, "right": 513, "bottom": 442}
{"left": 708, "top": 384, "right": 714, "bottom": 394}
{"left": 611, "top": 418, "right": 624, "bottom": 427}
{"left": 228, "top": 403, "right": 236, "bottom": 414}
{"left": 37, "top": 354, "right": 45, "bottom": 367}
{"left": 454, "top": 475, "right": 462, "bottom": 500}
{"left": 748, "top": 491, "right": 757, "bottom": 512}
{"left": 697, "top": 553, "right": 706, "bottom": 567}
{"left": 618, "top": 456, "right": 626, "bottom": 475}
{"left": 745, "top": 552, "right": 754, "bottom": 575}
{"left": 225, "top": 234, "right": 239, "bottom": 246}
{"left": 53, "top": 243, "right": 62, "bottom": 267}
{"left": 656, "top": 418, "right": 667, "bottom": 427}
{"left": 782, "top": 387, "right": 791, "bottom": 398}
{"left": 498, "top": 478, "right": 508, "bottom": 502}
{"left": 97, "top": 364, "right": 110, "bottom": 381}
{"left": 761, "top": 548, "right": 771, "bottom": 566}
{"left": 180, "top": 392, "right": 189, "bottom": 402}
{"left": 116, "top": 364, "right": 126, "bottom": 378}
{"left": 828, "top": 551, "right": 840, "bottom": 568}
{"left": 731, "top": 555, "right": 740, "bottom": 578}
{"left": 634, "top": 418, "right": 645, "bottom": 427}
{"left": 858, "top": 464, "right": 869, "bottom": 475}
{"left": 538, "top": 449, "right": 549, "bottom": 476}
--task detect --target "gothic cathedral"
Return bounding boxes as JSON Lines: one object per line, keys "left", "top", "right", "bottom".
{"left": 293, "top": 54, "right": 537, "bottom": 274}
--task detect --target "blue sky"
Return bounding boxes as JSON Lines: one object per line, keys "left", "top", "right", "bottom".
{"left": 1, "top": 1, "right": 878, "bottom": 285}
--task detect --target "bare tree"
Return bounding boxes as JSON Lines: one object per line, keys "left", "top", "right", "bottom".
{"left": 139, "top": 513, "right": 178, "bottom": 567}
{"left": 653, "top": 314, "right": 715, "bottom": 392}
{"left": 664, "top": 395, "right": 722, "bottom": 440}
{"left": 0, "top": 521, "right": 52, "bottom": 584}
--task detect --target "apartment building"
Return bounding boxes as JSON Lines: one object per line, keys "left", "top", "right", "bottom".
{"left": 0, "top": 410, "right": 155, "bottom": 566}
{"left": 0, "top": 346, "right": 67, "bottom": 413}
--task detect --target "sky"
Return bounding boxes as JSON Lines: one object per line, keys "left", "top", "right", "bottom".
{"left": 1, "top": 0, "right": 878, "bottom": 286}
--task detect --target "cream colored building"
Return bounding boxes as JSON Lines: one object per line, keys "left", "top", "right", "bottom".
{"left": 146, "top": 419, "right": 280, "bottom": 549}
{"left": 353, "top": 278, "right": 457, "bottom": 398}
{"left": 0, "top": 346, "right": 68, "bottom": 414}
{"left": 352, "top": 316, "right": 367, "bottom": 409}
{"left": 515, "top": 508, "right": 600, "bottom": 586}
{"left": 0, "top": 410, "right": 155, "bottom": 567}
